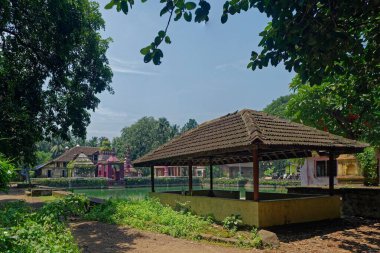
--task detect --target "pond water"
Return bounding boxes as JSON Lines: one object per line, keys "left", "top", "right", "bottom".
{"left": 73, "top": 185, "right": 287, "bottom": 200}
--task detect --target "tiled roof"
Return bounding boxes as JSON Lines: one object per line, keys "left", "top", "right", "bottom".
{"left": 53, "top": 146, "right": 100, "bottom": 162}
{"left": 133, "top": 109, "right": 368, "bottom": 166}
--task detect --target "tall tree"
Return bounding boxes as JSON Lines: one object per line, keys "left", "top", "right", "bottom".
{"left": 0, "top": 0, "right": 113, "bottom": 164}
{"left": 287, "top": 75, "right": 380, "bottom": 145}
{"left": 263, "top": 95, "right": 293, "bottom": 120}
{"left": 113, "top": 116, "right": 179, "bottom": 160}
{"left": 181, "top": 119, "right": 198, "bottom": 133}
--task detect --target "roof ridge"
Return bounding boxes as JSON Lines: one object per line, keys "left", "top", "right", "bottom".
{"left": 239, "top": 109, "right": 264, "bottom": 144}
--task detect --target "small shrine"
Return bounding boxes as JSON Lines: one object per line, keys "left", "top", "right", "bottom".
{"left": 97, "top": 150, "right": 124, "bottom": 181}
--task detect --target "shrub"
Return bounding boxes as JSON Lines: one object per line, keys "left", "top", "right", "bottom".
{"left": 31, "top": 177, "right": 109, "bottom": 188}
{"left": 0, "top": 154, "right": 16, "bottom": 192}
{"left": 0, "top": 195, "right": 87, "bottom": 253}
{"left": 85, "top": 198, "right": 209, "bottom": 239}
{"left": 222, "top": 214, "right": 243, "bottom": 232}
{"left": 357, "top": 147, "right": 379, "bottom": 186}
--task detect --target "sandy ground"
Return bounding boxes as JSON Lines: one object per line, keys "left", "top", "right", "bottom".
{"left": 69, "top": 219, "right": 380, "bottom": 253}
{"left": 2, "top": 189, "right": 380, "bottom": 253}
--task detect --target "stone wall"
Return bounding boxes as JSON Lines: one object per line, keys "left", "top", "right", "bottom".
{"left": 287, "top": 187, "right": 380, "bottom": 219}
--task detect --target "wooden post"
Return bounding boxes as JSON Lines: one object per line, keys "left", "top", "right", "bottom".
{"left": 188, "top": 162, "right": 193, "bottom": 195}
{"left": 253, "top": 146, "right": 259, "bottom": 201}
{"left": 210, "top": 158, "right": 213, "bottom": 191}
{"left": 328, "top": 153, "right": 335, "bottom": 196}
{"left": 209, "top": 157, "right": 214, "bottom": 197}
{"left": 150, "top": 165, "right": 155, "bottom": 192}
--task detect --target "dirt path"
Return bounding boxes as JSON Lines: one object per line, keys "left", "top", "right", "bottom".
{"left": 69, "top": 221, "right": 255, "bottom": 253}
{"left": 0, "top": 188, "right": 50, "bottom": 208}
{"left": 70, "top": 218, "right": 380, "bottom": 253}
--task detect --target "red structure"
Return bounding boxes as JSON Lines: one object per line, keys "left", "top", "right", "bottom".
{"left": 97, "top": 150, "right": 124, "bottom": 181}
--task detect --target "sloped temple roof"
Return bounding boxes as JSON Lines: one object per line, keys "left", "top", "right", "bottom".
{"left": 133, "top": 109, "right": 368, "bottom": 167}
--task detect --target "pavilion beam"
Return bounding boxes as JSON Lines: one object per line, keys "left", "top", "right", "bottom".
{"left": 328, "top": 152, "right": 336, "bottom": 196}
{"left": 150, "top": 165, "right": 155, "bottom": 192}
{"left": 253, "top": 146, "right": 260, "bottom": 201}
{"left": 188, "top": 161, "right": 193, "bottom": 196}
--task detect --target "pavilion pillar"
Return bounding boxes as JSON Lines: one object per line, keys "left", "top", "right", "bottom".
{"left": 209, "top": 157, "right": 214, "bottom": 197}
{"left": 150, "top": 165, "right": 155, "bottom": 192}
{"left": 188, "top": 162, "right": 193, "bottom": 195}
{"left": 328, "top": 153, "right": 336, "bottom": 196}
{"left": 253, "top": 146, "right": 259, "bottom": 201}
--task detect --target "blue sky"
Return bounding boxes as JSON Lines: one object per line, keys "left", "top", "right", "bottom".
{"left": 87, "top": 1, "right": 294, "bottom": 138}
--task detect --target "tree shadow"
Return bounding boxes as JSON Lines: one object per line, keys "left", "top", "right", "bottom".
{"left": 70, "top": 221, "right": 147, "bottom": 253}
{"left": 268, "top": 217, "right": 380, "bottom": 253}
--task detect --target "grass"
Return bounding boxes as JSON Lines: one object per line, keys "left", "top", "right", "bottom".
{"left": 85, "top": 197, "right": 262, "bottom": 248}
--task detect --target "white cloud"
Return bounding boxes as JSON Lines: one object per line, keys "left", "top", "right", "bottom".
{"left": 215, "top": 60, "right": 248, "bottom": 71}
{"left": 109, "top": 57, "right": 158, "bottom": 76}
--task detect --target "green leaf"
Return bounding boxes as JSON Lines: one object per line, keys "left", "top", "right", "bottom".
{"left": 140, "top": 46, "right": 151, "bottom": 55}
{"left": 144, "top": 53, "right": 152, "bottom": 63}
{"left": 158, "top": 30, "right": 166, "bottom": 38}
{"left": 165, "top": 36, "right": 171, "bottom": 44}
{"left": 154, "top": 36, "right": 161, "bottom": 46}
{"left": 104, "top": 1, "right": 115, "bottom": 10}
{"left": 160, "top": 6, "right": 169, "bottom": 16}
{"left": 184, "top": 12, "right": 192, "bottom": 22}
{"left": 185, "top": 2, "right": 196, "bottom": 10}
{"left": 174, "top": 12, "right": 182, "bottom": 21}
{"left": 221, "top": 13, "right": 228, "bottom": 24}
{"left": 121, "top": 1, "right": 129, "bottom": 14}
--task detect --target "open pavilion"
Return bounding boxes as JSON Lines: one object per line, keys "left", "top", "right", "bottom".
{"left": 133, "top": 109, "right": 368, "bottom": 227}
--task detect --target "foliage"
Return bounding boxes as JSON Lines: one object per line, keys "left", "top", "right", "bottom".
{"left": 263, "top": 167, "right": 274, "bottom": 177}
{"left": 31, "top": 177, "right": 109, "bottom": 188}
{"left": 85, "top": 198, "right": 210, "bottom": 239}
{"left": 263, "top": 95, "right": 294, "bottom": 120}
{"left": 222, "top": 214, "right": 242, "bottom": 232}
{"left": 0, "top": 154, "right": 15, "bottom": 192}
{"left": 125, "top": 176, "right": 202, "bottom": 186}
{"left": 100, "top": 137, "right": 112, "bottom": 151}
{"left": 35, "top": 151, "right": 52, "bottom": 165}
{"left": 357, "top": 147, "right": 379, "bottom": 186}
{"left": 174, "top": 201, "right": 192, "bottom": 214}
{"left": 112, "top": 117, "right": 180, "bottom": 160}
{"left": 0, "top": 195, "right": 89, "bottom": 253}
{"left": 181, "top": 119, "right": 198, "bottom": 133}
{"left": 287, "top": 75, "right": 380, "bottom": 145}
{"left": 105, "top": 1, "right": 378, "bottom": 90}
{"left": 0, "top": 0, "right": 113, "bottom": 164}
{"left": 201, "top": 177, "right": 300, "bottom": 186}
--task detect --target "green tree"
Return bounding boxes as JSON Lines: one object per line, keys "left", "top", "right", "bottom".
{"left": 100, "top": 137, "right": 112, "bottom": 151}
{"left": 0, "top": 154, "right": 15, "bottom": 192}
{"left": 113, "top": 117, "right": 179, "bottom": 160}
{"left": 0, "top": 0, "right": 113, "bottom": 164}
{"left": 263, "top": 95, "right": 293, "bottom": 120}
{"left": 105, "top": 0, "right": 378, "bottom": 88}
{"left": 181, "top": 119, "right": 198, "bottom": 133}
{"left": 287, "top": 75, "right": 380, "bottom": 145}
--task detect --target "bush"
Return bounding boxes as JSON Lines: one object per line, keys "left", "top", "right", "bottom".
{"left": 125, "top": 176, "right": 202, "bottom": 186}
{"left": 0, "top": 195, "right": 88, "bottom": 253}
{"left": 31, "top": 177, "right": 109, "bottom": 188}
{"left": 222, "top": 214, "right": 243, "bottom": 231}
{"left": 85, "top": 198, "right": 209, "bottom": 239}
{"left": 357, "top": 147, "right": 379, "bottom": 186}
{"left": 0, "top": 154, "right": 16, "bottom": 192}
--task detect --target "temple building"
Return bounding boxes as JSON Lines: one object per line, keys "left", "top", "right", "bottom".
{"left": 97, "top": 150, "right": 125, "bottom": 181}
{"left": 301, "top": 153, "right": 364, "bottom": 186}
